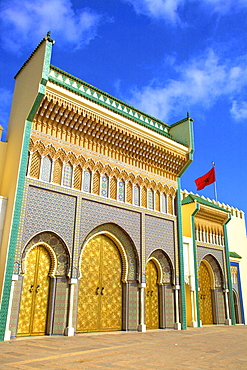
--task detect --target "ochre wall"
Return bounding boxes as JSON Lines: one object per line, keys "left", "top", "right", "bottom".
{"left": 0, "top": 40, "right": 48, "bottom": 301}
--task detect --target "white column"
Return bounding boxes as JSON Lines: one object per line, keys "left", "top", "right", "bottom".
{"left": 190, "top": 289, "right": 198, "bottom": 327}
{"left": 174, "top": 285, "right": 181, "bottom": 330}
{"left": 138, "top": 283, "right": 146, "bottom": 332}
{"left": 64, "top": 278, "right": 77, "bottom": 336}
{"left": 4, "top": 274, "right": 19, "bottom": 341}
{"left": 224, "top": 288, "right": 232, "bottom": 325}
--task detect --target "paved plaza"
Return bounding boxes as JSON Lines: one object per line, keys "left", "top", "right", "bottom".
{"left": 0, "top": 325, "right": 246, "bottom": 369}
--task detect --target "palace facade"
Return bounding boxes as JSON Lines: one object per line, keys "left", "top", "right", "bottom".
{"left": 0, "top": 35, "right": 245, "bottom": 341}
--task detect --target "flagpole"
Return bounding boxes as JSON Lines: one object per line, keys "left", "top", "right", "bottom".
{"left": 212, "top": 161, "right": 218, "bottom": 201}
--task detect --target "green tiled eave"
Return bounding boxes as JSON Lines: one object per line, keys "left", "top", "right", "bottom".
{"left": 181, "top": 194, "right": 231, "bottom": 213}
{"left": 48, "top": 65, "right": 188, "bottom": 147}
{"left": 229, "top": 251, "right": 242, "bottom": 259}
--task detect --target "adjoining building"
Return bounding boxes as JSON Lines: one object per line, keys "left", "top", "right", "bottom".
{"left": 0, "top": 35, "right": 245, "bottom": 341}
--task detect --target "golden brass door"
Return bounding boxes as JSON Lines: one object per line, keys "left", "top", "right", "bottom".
{"left": 17, "top": 246, "right": 51, "bottom": 336}
{"left": 146, "top": 260, "right": 159, "bottom": 329}
{"left": 77, "top": 235, "right": 122, "bottom": 332}
{"left": 199, "top": 261, "right": 213, "bottom": 325}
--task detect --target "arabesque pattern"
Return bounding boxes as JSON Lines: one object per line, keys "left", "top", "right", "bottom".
{"left": 17, "top": 246, "right": 50, "bottom": 336}
{"left": 199, "top": 262, "right": 213, "bottom": 325}
{"left": 146, "top": 260, "right": 159, "bottom": 329}
{"left": 77, "top": 235, "right": 122, "bottom": 332}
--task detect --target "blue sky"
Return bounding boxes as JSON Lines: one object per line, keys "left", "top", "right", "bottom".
{"left": 0, "top": 0, "right": 247, "bottom": 214}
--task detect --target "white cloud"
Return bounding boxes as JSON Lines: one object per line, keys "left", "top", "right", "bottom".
{"left": 231, "top": 101, "right": 247, "bottom": 121}
{"left": 0, "top": 0, "right": 102, "bottom": 52}
{"left": 124, "top": 0, "right": 185, "bottom": 24}
{"left": 127, "top": 50, "right": 247, "bottom": 122}
{"left": 124, "top": 0, "right": 247, "bottom": 23}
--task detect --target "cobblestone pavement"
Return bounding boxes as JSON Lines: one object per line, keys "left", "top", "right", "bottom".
{"left": 0, "top": 326, "right": 246, "bottom": 369}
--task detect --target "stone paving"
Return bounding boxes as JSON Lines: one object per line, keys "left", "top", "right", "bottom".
{"left": 0, "top": 326, "right": 246, "bottom": 369}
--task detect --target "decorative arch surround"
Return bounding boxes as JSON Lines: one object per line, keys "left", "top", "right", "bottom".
{"left": 232, "top": 288, "right": 241, "bottom": 324}
{"left": 200, "top": 253, "right": 224, "bottom": 288}
{"left": 20, "top": 232, "right": 70, "bottom": 277}
{"left": 146, "top": 256, "right": 163, "bottom": 285}
{"left": 149, "top": 249, "right": 174, "bottom": 285}
{"left": 79, "top": 223, "right": 139, "bottom": 282}
{"left": 22, "top": 242, "right": 57, "bottom": 277}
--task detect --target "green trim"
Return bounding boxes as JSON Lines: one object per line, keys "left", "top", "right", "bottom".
{"left": 191, "top": 204, "right": 201, "bottom": 327}
{"left": 229, "top": 251, "right": 242, "bottom": 259}
{"left": 48, "top": 66, "right": 189, "bottom": 147}
{"left": 177, "top": 178, "right": 187, "bottom": 329}
{"left": 0, "top": 121, "right": 32, "bottom": 341}
{"left": 224, "top": 220, "right": 236, "bottom": 325}
{"left": 0, "top": 38, "right": 53, "bottom": 342}
{"left": 182, "top": 194, "right": 230, "bottom": 213}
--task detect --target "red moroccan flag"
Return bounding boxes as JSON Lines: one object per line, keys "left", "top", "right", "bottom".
{"left": 195, "top": 167, "right": 216, "bottom": 191}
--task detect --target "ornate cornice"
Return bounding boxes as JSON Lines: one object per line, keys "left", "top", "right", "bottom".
{"left": 32, "top": 94, "right": 189, "bottom": 180}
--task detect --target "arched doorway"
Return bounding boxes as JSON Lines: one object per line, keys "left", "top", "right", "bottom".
{"left": 77, "top": 234, "right": 122, "bottom": 332}
{"left": 17, "top": 246, "right": 51, "bottom": 336}
{"left": 146, "top": 260, "right": 159, "bottom": 329}
{"left": 199, "top": 261, "right": 213, "bottom": 325}
{"left": 233, "top": 290, "right": 240, "bottom": 324}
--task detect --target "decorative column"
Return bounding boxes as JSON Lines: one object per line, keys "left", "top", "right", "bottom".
{"left": 64, "top": 278, "right": 77, "bottom": 336}
{"left": 174, "top": 285, "right": 181, "bottom": 330}
{"left": 190, "top": 289, "right": 198, "bottom": 327}
{"left": 224, "top": 288, "right": 232, "bottom": 325}
{"left": 4, "top": 275, "right": 19, "bottom": 341}
{"left": 138, "top": 283, "right": 146, "bottom": 332}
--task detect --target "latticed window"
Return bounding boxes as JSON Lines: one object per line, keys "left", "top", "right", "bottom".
{"left": 93, "top": 171, "right": 100, "bottom": 195}
{"left": 168, "top": 194, "right": 173, "bottom": 214}
{"left": 53, "top": 159, "right": 63, "bottom": 185}
{"left": 101, "top": 175, "right": 109, "bottom": 197}
{"left": 118, "top": 180, "right": 125, "bottom": 202}
{"left": 133, "top": 185, "right": 140, "bottom": 206}
{"left": 161, "top": 193, "right": 167, "bottom": 213}
{"left": 63, "top": 163, "right": 73, "bottom": 187}
{"left": 127, "top": 181, "right": 132, "bottom": 203}
{"left": 141, "top": 187, "right": 147, "bottom": 208}
{"left": 155, "top": 191, "right": 160, "bottom": 212}
{"left": 74, "top": 165, "right": 82, "bottom": 190}
{"left": 110, "top": 177, "right": 117, "bottom": 200}
{"left": 40, "top": 156, "right": 52, "bottom": 182}
{"left": 29, "top": 151, "right": 41, "bottom": 179}
{"left": 148, "top": 189, "right": 154, "bottom": 210}
{"left": 231, "top": 266, "right": 238, "bottom": 284}
{"left": 83, "top": 169, "right": 91, "bottom": 193}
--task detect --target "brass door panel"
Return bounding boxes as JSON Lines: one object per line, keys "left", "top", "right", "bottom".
{"left": 77, "top": 238, "right": 101, "bottom": 332}
{"left": 100, "top": 236, "right": 122, "bottom": 331}
{"left": 77, "top": 235, "right": 122, "bottom": 333}
{"left": 199, "top": 262, "right": 213, "bottom": 325}
{"left": 17, "top": 246, "right": 51, "bottom": 336}
{"left": 146, "top": 260, "right": 159, "bottom": 329}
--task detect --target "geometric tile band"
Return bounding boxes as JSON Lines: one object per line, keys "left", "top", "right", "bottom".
{"left": 79, "top": 199, "right": 142, "bottom": 254}
{"left": 145, "top": 214, "right": 175, "bottom": 264}
{"left": 20, "top": 186, "right": 76, "bottom": 253}
{"left": 197, "top": 246, "right": 224, "bottom": 273}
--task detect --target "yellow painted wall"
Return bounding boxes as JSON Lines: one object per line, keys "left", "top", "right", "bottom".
{"left": 0, "top": 40, "right": 49, "bottom": 302}
{"left": 0, "top": 142, "right": 7, "bottom": 191}
{"left": 181, "top": 202, "right": 197, "bottom": 237}
{"left": 226, "top": 212, "right": 247, "bottom": 321}
{"left": 186, "top": 283, "right": 192, "bottom": 326}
